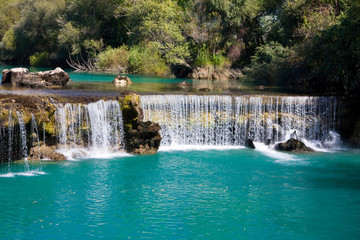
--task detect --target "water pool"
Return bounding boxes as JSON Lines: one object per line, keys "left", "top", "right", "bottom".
{"left": 1, "top": 148, "right": 360, "bottom": 239}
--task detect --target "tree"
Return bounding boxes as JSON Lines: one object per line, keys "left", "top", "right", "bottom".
{"left": 117, "top": 0, "right": 189, "bottom": 63}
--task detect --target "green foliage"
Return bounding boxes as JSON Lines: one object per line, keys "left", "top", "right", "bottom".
{"left": 29, "top": 52, "right": 50, "bottom": 66}
{"left": 96, "top": 46, "right": 129, "bottom": 72}
{"left": 0, "top": 0, "right": 21, "bottom": 39}
{"left": 128, "top": 43, "right": 169, "bottom": 76}
{"left": 307, "top": 2, "right": 360, "bottom": 93}
{"left": 0, "top": 0, "right": 358, "bottom": 92}
{"left": 119, "top": 0, "right": 189, "bottom": 63}
{"left": 244, "top": 42, "right": 294, "bottom": 85}
{"left": 1, "top": 29, "right": 16, "bottom": 52}
{"left": 194, "top": 47, "right": 211, "bottom": 67}
{"left": 58, "top": 21, "right": 82, "bottom": 55}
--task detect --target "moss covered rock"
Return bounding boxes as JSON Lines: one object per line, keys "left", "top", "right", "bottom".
{"left": 118, "top": 91, "right": 161, "bottom": 154}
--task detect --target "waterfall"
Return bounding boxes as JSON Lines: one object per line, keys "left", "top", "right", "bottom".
{"left": 141, "top": 95, "right": 339, "bottom": 148}
{"left": 7, "top": 111, "right": 14, "bottom": 169}
{"left": 16, "top": 111, "right": 29, "bottom": 172}
{"left": 55, "top": 100, "right": 125, "bottom": 158}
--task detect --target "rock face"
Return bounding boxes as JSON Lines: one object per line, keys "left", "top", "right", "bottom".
{"left": 2, "top": 67, "right": 70, "bottom": 87}
{"left": 274, "top": 138, "right": 315, "bottom": 153}
{"left": 113, "top": 75, "right": 132, "bottom": 87}
{"left": 188, "top": 67, "right": 242, "bottom": 80}
{"left": 118, "top": 91, "right": 162, "bottom": 154}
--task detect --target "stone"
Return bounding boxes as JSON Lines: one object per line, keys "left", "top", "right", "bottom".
{"left": 2, "top": 68, "right": 29, "bottom": 84}
{"left": 177, "top": 80, "right": 191, "bottom": 87}
{"left": 274, "top": 138, "right": 315, "bottom": 153}
{"left": 125, "top": 121, "right": 162, "bottom": 154}
{"left": 113, "top": 75, "right": 132, "bottom": 87}
{"left": 29, "top": 145, "right": 66, "bottom": 161}
{"left": 37, "top": 67, "right": 70, "bottom": 86}
{"left": 1, "top": 67, "right": 69, "bottom": 87}
{"left": 118, "top": 91, "right": 162, "bottom": 154}
{"left": 199, "top": 88, "right": 211, "bottom": 92}
{"left": 245, "top": 138, "right": 256, "bottom": 149}
{"left": 118, "top": 91, "right": 143, "bottom": 127}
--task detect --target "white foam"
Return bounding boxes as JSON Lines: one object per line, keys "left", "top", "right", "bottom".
{"left": 254, "top": 142, "right": 302, "bottom": 163}
{"left": 57, "top": 147, "right": 131, "bottom": 160}
{"left": 0, "top": 170, "right": 46, "bottom": 178}
{"left": 159, "top": 145, "right": 245, "bottom": 152}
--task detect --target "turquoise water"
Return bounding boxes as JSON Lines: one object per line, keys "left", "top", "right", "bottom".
{"left": 0, "top": 65, "right": 281, "bottom": 94}
{"left": 1, "top": 148, "right": 360, "bottom": 239}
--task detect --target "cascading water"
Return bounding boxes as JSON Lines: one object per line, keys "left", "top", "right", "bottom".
{"left": 141, "top": 95, "right": 339, "bottom": 149}
{"left": 55, "top": 100, "right": 125, "bottom": 158}
{"left": 16, "top": 111, "right": 29, "bottom": 172}
{"left": 30, "top": 114, "right": 43, "bottom": 170}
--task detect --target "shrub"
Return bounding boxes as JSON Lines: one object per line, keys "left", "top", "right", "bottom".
{"left": 96, "top": 46, "right": 129, "bottom": 72}
{"left": 210, "top": 54, "right": 228, "bottom": 68}
{"left": 128, "top": 42, "right": 169, "bottom": 76}
{"left": 194, "top": 47, "right": 211, "bottom": 67}
{"left": 243, "top": 42, "right": 294, "bottom": 85}
{"left": 29, "top": 52, "right": 50, "bottom": 67}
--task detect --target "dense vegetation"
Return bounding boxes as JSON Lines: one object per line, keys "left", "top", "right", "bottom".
{"left": 0, "top": 0, "right": 359, "bottom": 94}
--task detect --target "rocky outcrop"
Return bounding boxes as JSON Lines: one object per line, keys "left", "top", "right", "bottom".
{"left": 29, "top": 145, "right": 66, "bottom": 161}
{"left": 118, "top": 91, "right": 162, "bottom": 154}
{"left": 245, "top": 139, "right": 256, "bottom": 149}
{"left": 274, "top": 138, "right": 314, "bottom": 153}
{"left": 2, "top": 68, "right": 29, "bottom": 84}
{"left": 113, "top": 75, "right": 132, "bottom": 87}
{"left": 188, "top": 67, "right": 242, "bottom": 80}
{"left": 124, "top": 121, "right": 162, "bottom": 154}
{"left": 2, "top": 67, "right": 70, "bottom": 88}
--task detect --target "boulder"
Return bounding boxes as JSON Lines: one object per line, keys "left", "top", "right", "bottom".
{"left": 113, "top": 75, "right": 132, "bottom": 87}
{"left": 1, "top": 67, "right": 69, "bottom": 87}
{"left": 29, "top": 145, "right": 66, "bottom": 161}
{"left": 274, "top": 138, "right": 315, "bottom": 153}
{"left": 118, "top": 91, "right": 162, "bottom": 154}
{"left": 125, "top": 121, "right": 162, "bottom": 155}
{"left": 118, "top": 91, "right": 143, "bottom": 127}
{"left": 199, "top": 88, "right": 211, "bottom": 92}
{"left": 37, "top": 67, "right": 70, "bottom": 86}
{"left": 2, "top": 68, "right": 29, "bottom": 84}
{"left": 177, "top": 80, "right": 191, "bottom": 88}
{"left": 245, "top": 138, "right": 256, "bottom": 149}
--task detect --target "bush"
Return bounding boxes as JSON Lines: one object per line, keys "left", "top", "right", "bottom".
{"left": 96, "top": 46, "right": 129, "bottom": 72}
{"left": 128, "top": 42, "right": 169, "bottom": 76}
{"left": 29, "top": 52, "right": 50, "bottom": 67}
{"left": 194, "top": 47, "right": 211, "bottom": 67}
{"left": 243, "top": 42, "right": 294, "bottom": 85}
{"left": 210, "top": 54, "right": 228, "bottom": 68}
